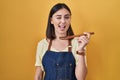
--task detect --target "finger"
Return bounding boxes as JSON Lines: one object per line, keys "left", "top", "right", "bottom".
{"left": 81, "top": 37, "right": 89, "bottom": 43}
{"left": 79, "top": 36, "right": 88, "bottom": 41}
{"left": 83, "top": 32, "right": 91, "bottom": 39}
{"left": 78, "top": 36, "right": 89, "bottom": 43}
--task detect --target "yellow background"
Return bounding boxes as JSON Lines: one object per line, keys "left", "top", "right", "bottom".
{"left": 0, "top": 0, "right": 120, "bottom": 80}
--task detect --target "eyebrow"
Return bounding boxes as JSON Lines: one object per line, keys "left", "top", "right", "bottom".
{"left": 55, "top": 14, "right": 70, "bottom": 17}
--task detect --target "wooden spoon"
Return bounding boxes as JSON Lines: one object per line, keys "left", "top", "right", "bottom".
{"left": 60, "top": 32, "right": 94, "bottom": 40}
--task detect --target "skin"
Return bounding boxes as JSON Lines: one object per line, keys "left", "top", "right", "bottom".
{"left": 50, "top": 8, "right": 72, "bottom": 51}
{"left": 34, "top": 8, "right": 91, "bottom": 80}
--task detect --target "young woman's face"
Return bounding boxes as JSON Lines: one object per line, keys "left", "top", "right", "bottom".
{"left": 51, "top": 8, "right": 71, "bottom": 35}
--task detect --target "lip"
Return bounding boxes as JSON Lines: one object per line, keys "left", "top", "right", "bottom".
{"left": 58, "top": 25, "right": 66, "bottom": 31}
{"left": 59, "top": 25, "right": 66, "bottom": 28}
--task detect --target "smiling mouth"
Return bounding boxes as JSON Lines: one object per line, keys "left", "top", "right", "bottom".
{"left": 58, "top": 25, "right": 66, "bottom": 30}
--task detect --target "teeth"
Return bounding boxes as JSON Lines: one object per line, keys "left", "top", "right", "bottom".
{"left": 58, "top": 25, "right": 65, "bottom": 30}
{"left": 59, "top": 25, "right": 65, "bottom": 28}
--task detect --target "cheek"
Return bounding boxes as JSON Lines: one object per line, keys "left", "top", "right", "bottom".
{"left": 67, "top": 21, "right": 71, "bottom": 27}
{"left": 67, "top": 26, "right": 70, "bottom": 30}
{"left": 51, "top": 18, "right": 58, "bottom": 24}
{"left": 67, "top": 19, "right": 71, "bottom": 24}
{"left": 52, "top": 20, "right": 59, "bottom": 26}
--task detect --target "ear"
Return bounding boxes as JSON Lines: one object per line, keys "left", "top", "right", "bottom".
{"left": 50, "top": 18, "right": 53, "bottom": 24}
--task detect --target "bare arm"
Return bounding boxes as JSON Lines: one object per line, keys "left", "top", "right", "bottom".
{"left": 75, "top": 32, "right": 91, "bottom": 80}
{"left": 34, "top": 66, "right": 44, "bottom": 80}
{"left": 75, "top": 55, "right": 87, "bottom": 80}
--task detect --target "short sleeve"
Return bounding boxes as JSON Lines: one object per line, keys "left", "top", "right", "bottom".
{"left": 71, "top": 38, "right": 87, "bottom": 66}
{"left": 35, "top": 39, "right": 48, "bottom": 71}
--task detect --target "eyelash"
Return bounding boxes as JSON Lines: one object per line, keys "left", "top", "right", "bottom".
{"left": 56, "top": 16, "right": 70, "bottom": 19}
{"left": 57, "top": 17, "right": 61, "bottom": 19}
{"left": 65, "top": 16, "right": 70, "bottom": 19}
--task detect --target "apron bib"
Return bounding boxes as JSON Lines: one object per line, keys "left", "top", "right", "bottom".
{"left": 42, "top": 40, "right": 77, "bottom": 80}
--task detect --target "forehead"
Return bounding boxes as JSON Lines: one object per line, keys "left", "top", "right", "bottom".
{"left": 53, "top": 8, "right": 70, "bottom": 16}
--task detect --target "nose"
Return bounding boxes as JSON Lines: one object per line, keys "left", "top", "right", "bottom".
{"left": 61, "top": 17, "right": 66, "bottom": 23}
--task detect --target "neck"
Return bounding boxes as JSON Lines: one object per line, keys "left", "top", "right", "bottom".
{"left": 55, "top": 33, "right": 67, "bottom": 41}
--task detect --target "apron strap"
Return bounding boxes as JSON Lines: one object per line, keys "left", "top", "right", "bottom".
{"left": 48, "top": 39, "right": 72, "bottom": 52}
{"left": 48, "top": 39, "right": 52, "bottom": 51}
{"left": 68, "top": 39, "right": 72, "bottom": 52}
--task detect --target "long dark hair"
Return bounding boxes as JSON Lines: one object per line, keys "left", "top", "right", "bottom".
{"left": 46, "top": 3, "right": 74, "bottom": 40}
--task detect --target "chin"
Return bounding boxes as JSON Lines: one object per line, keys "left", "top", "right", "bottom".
{"left": 59, "top": 31, "right": 67, "bottom": 34}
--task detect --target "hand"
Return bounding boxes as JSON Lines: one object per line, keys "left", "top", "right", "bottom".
{"left": 77, "top": 32, "right": 91, "bottom": 51}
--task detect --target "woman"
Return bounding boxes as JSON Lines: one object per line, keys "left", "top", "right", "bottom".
{"left": 34, "top": 3, "right": 91, "bottom": 80}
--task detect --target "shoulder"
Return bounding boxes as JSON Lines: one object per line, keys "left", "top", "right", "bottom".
{"left": 38, "top": 38, "right": 48, "bottom": 46}
{"left": 36, "top": 38, "right": 48, "bottom": 56}
{"left": 71, "top": 38, "right": 78, "bottom": 46}
{"left": 37, "top": 38, "right": 49, "bottom": 50}
{"left": 71, "top": 38, "right": 78, "bottom": 54}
